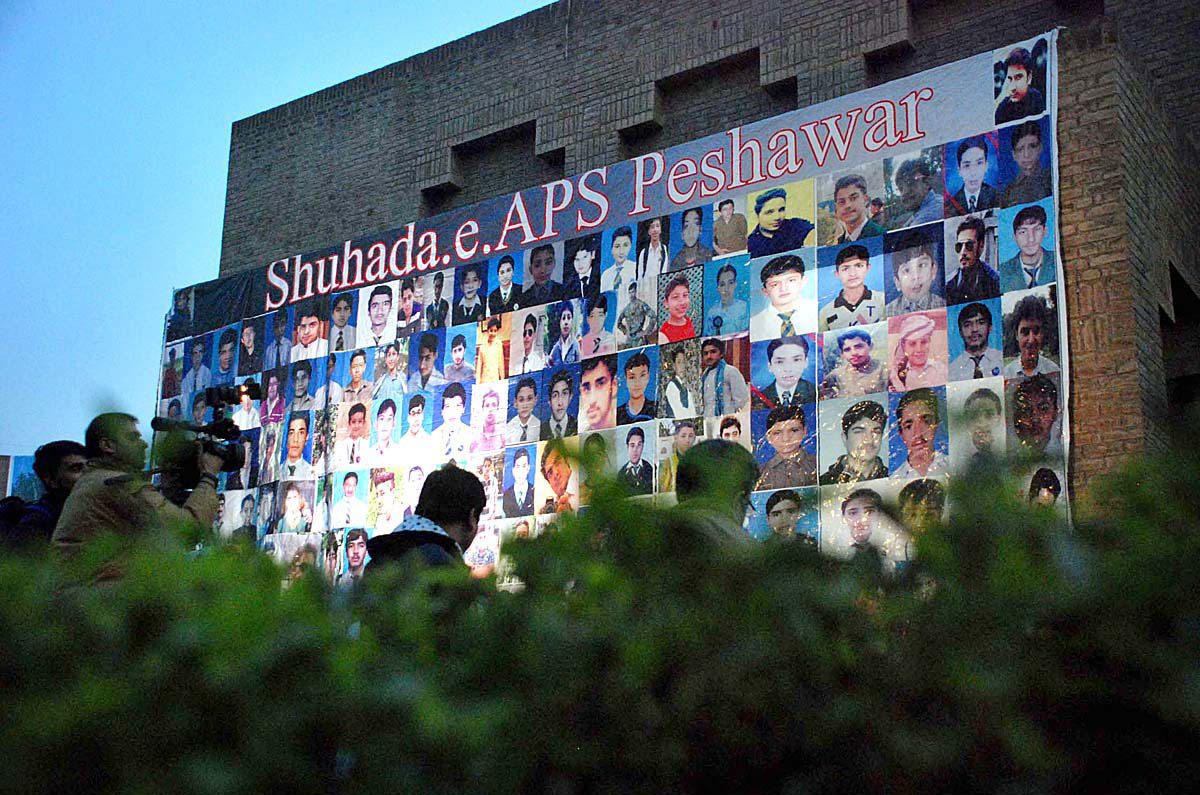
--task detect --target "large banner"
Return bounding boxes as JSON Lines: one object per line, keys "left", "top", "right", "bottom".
{"left": 158, "top": 33, "right": 1064, "bottom": 579}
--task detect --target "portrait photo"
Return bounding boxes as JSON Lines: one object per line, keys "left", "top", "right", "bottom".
{"left": 748, "top": 249, "right": 818, "bottom": 340}
{"left": 711, "top": 195, "right": 749, "bottom": 257}
{"left": 751, "top": 334, "right": 819, "bottom": 411}
{"left": 881, "top": 146, "right": 945, "bottom": 230}
{"left": 1001, "top": 283, "right": 1060, "bottom": 380}
{"left": 816, "top": 238, "right": 885, "bottom": 331}
{"left": 395, "top": 274, "right": 425, "bottom": 336}
{"left": 506, "top": 372, "right": 543, "bottom": 445}
{"left": 997, "top": 116, "right": 1053, "bottom": 208}
{"left": 634, "top": 215, "right": 670, "bottom": 284}
{"left": 209, "top": 323, "right": 241, "bottom": 388}
{"left": 545, "top": 298, "right": 584, "bottom": 367}
{"left": 599, "top": 223, "right": 639, "bottom": 297}
{"left": 886, "top": 386, "right": 950, "bottom": 479}
{"left": 615, "top": 346, "right": 661, "bottom": 426}
{"left": 258, "top": 421, "right": 283, "bottom": 485}
{"left": 509, "top": 305, "right": 548, "bottom": 375}
{"left": 331, "top": 401, "right": 371, "bottom": 470}
{"left": 535, "top": 437, "right": 579, "bottom": 514}
{"left": 563, "top": 233, "right": 603, "bottom": 302}
{"left": 703, "top": 255, "right": 751, "bottom": 336}
{"left": 181, "top": 332, "right": 213, "bottom": 398}
{"left": 579, "top": 292, "right": 617, "bottom": 358}
{"left": 408, "top": 329, "right": 447, "bottom": 392}
{"left": 330, "top": 469, "right": 370, "bottom": 529}
{"left": 947, "top": 299, "right": 1004, "bottom": 381}
{"left": 470, "top": 384, "right": 507, "bottom": 454}
{"left": 747, "top": 487, "right": 818, "bottom": 545}
{"left": 746, "top": 178, "right": 815, "bottom": 256}
{"left": 368, "top": 395, "right": 402, "bottom": 467}
{"left": 666, "top": 205, "right": 715, "bottom": 272}
{"left": 817, "top": 395, "right": 890, "bottom": 486}
{"left": 942, "top": 213, "right": 1001, "bottom": 306}
{"left": 993, "top": 37, "right": 1050, "bottom": 125}
{"left": 476, "top": 314, "right": 510, "bottom": 384}
{"left": 615, "top": 421, "right": 657, "bottom": 496}
{"left": 944, "top": 132, "right": 1001, "bottom": 217}
{"left": 238, "top": 315, "right": 266, "bottom": 376}
{"left": 704, "top": 411, "right": 752, "bottom": 452}
{"left": 452, "top": 262, "right": 488, "bottom": 326}
{"left": 883, "top": 222, "right": 946, "bottom": 317}
{"left": 271, "top": 478, "right": 318, "bottom": 535}
{"left": 368, "top": 467, "right": 405, "bottom": 536}
{"left": 289, "top": 297, "right": 330, "bottom": 361}
{"left": 819, "top": 322, "right": 890, "bottom": 400}
{"left": 327, "top": 290, "right": 358, "bottom": 353}
{"left": 887, "top": 309, "right": 950, "bottom": 392}
{"left": 161, "top": 341, "right": 184, "bottom": 399}
{"left": 656, "top": 266, "right": 703, "bottom": 344}
{"left": 371, "top": 339, "right": 410, "bottom": 404}
{"left": 816, "top": 165, "right": 886, "bottom": 246}
{"left": 1005, "top": 372, "right": 1063, "bottom": 463}
{"left": 658, "top": 339, "right": 701, "bottom": 420}
{"left": 444, "top": 323, "right": 479, "bottom": 384}
{"left": 539, "top": 364, "right": 580, "bottom": 439}
{"left": 946, "top": 376, "right": 1006, "bottom": 472}
{"left": 356, "top": 281, "right": 397, "bottom": 349}
{"left": 816, "top": 483, "right": 907, "bottom": 566}
{"left": 578, "top": 355, "right": 619, "bottom": 433}
{"left": 656, "top": 417, "right": 704, "bottom": 494}
{"left": 997, "top": 197, "right": 1056, "bottom": 293}
{"left": 423, "top": 270, "right": 452, "bottom": 329}
{"left": 579, "top": 428, "right": 618, "bottom": 505}
{"left": 393, "top": 392, "right": 433, "bottom": 464}
{"left": 698, "top": 334, "right": 750, "bottom": 417}
{"left": 521, "top": 240, "right": 566, "bottom": 308}
{"left": 750, "top": 404, "right": 818, "bottom": 491}
{"left": 263, "top": 308, "right": 293, "bottom": 371}
{"left": 502, "top": 444, "right": 538, "bottom": 518}
{"left": 431, "top": 381, "right": 474, "bottom": 464}
{"left": 614, "top": 272, "right": 657, "bottom": 350}
{"left": 486, "top": 255, "right": 521, "bottom": 316}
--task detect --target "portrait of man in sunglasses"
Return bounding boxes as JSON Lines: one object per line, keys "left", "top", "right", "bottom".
{"left": 945, "top": 216, "right": 1000, "bottom": 305}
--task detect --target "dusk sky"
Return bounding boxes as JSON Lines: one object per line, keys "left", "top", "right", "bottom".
{"left": 0, "top": 0, "right": 544, "bottom": 452}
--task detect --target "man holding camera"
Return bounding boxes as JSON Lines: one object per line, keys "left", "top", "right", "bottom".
{"left": 52, "top": 412, "right": 223, "bottom": 584}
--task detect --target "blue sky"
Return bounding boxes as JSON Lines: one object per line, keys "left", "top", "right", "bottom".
{"left": 0, "top": 0, "right": 545, "bottom": 452}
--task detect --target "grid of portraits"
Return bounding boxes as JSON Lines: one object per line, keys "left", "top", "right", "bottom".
{"left": 161, "top": 36, "right": 1063, "bottom": 579}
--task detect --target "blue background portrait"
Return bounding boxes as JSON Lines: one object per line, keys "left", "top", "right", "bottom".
{"left": 668, "top": 204, "right": 714, "bottom": 259}
{"left": 749, "top": 248, "right": 817, "bottom": 316}
{"left": 329, "top": 290, "right": 359, "bottom": 332}
{"left": 883, "top": 222, "right": 946, "bottom": 306}
{"left": 816, "top": 236, "right": 885, "bottom": 309}
{"left": 330, "top": 348, "right": 376, "bottom": 390}
{"left": 430, "top": 382, "right": 473, "bottom": 430}
{"left": 997, "top": 196, "right": 1056, "bottom": 263}
{"left": 747, "top": 487, "right": 819, "bottom": 542}
{"left": 616, "top": 344, "right": 661, "bottom": 407}
{"left": 887, "top": 386, "right": 950, "bottom": 471}
{"left": 996, "top": 116, "right": 1053, "bottom": 189}
{"left": 750, "top": 404, "right": 818, "bottom": 469}
{"left": 183, "top": 332, "right": 212, "bottom": 381}
{"left": 506, "top": 372, "right": 544, "bottom": 423}
{"left": 703, "top": 255, "right": 751, "bottom": 336}
{"left": 334, "top": 468, "right": 368, "bottom": 506}
{"left": 287, "top": 358, "right": 326, "bottom": 402}
{"left": 584, "top": 291, "right": 617, "bottom": 336}
{"left": 943, "top": 131, "right": 1001, "bottom": 200}
{"left": 503, "top": 443, "right": 537, "bottom": 492}
{"left": 444, "top": 322, "right": 479, "bottom": 371}
{"left": 209, "top": 322, "right": 242, "bottom": 386}
{"left": 750, "top": 335, "right": 820, "bottom": 395}
{"left": 544, "top": 298, "right": 583, "bottom": 357}
{"left": 399, "top": 390, "right": 433, "bottom": 436}
{"left": 265, "top": 307, "right": 293, "bottom": 362}
{"left": 487, "top": 254, "right": 522, "bottom": 298}
{"left": 279, "top": 410, "right": 315, "bottom": 464}
{"left": 538, "top": 363, "right": 580, "bottom": 424}
{"left": 453, "top": 261, "right": 489, "bottom": 310}
{"left": 600, "top": 223, "right": 638, "bottom": 283}
{"left": 409, "top": 327, "right": 447, "bottom": 380}
{"left": 947, "top": 298, "right": 1003, "bottom": 362}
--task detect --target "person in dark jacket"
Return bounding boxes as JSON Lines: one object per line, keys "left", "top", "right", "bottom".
{"left": 2, "top": 440, "right": 87, "bottom": 549}
{"left": 364, "top": 464, "right": 487, "bottom": 575}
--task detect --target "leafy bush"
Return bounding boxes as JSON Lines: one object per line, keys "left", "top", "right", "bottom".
{"left": 4, "top": 451, "right": 1200, "bottom": 794}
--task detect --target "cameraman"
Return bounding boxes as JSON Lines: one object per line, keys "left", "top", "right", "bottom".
{"left": 52, "top": 412, "right": 223, "bottom": 584}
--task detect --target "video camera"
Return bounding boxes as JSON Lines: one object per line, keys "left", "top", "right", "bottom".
{"left": 152, "top": 381, "right": 262, "bottom": 486}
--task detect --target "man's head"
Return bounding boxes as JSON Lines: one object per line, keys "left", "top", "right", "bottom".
{"left": 767, "top": 337, "right": 810, "bottom": 391}
{"left": 895, "top": 159, "right": 933, "bottom": 212}
{"left": 557, "top": 301, "right": 575, "bottom": 338}
{"left": 625, "top": 426, "right": 645, "bottom": 464}
{"left": 273, "top": 311, "right": 288, "bottom": 338}
{"left": 569, "top": 235, "right": 598, "bottom": 278}
{"left": 898, "top": 479, "right": 946, "bottom": 532}
{"left": 896, "top": 313, "right": 936, "bottom": 370}
{"left": 1012, "top": 205, "right": 1048, "bottom": 259}
{"left": 1028, "top": 467, "right": 1062, "bottom": 506}
{"left": 346, "top": 528, "right": 368, "bottom": 572}
{"left": 349, "top": 350, "right": 367, "bottom": 384}
{"left": 460, "top": 264, "right": 482, "bottom": 300}
{"left": 680, "top": 207, "right": 703, "bottom": 248}
{"left": 529, "top": 244, "right": 556, "bottom": 286}
{"left": 833, "top": 174, "right": 870, "bottom": 230}
{"left": 331, "top": 293, "right": 353, "bottom": 329}
{"left": 451, "top": 334, "right": 468, "bottom": 366}
{"left": 291, "top": 360, "right": 312, "bottom": 399}
{"left": 514, "top": 376, "right": 538, "bottom": 421}
{"left": 191, "top": 393, "right": 208, "bottom": 424}
{"left": 956, "top": 136, "right": 990, "bottom": 196}
{"left": 753, "top": 188, "right": 789, "bottom": 233}
{"left": 580, "top": 356, "right": 617, "bottom": 429}
{"left": 540, "top": 440, "right": 573, "bottom": 498}
{"left": 167, "top": 399, "right": 182, "bottom": 420}
{"left": 441, "top": 382, "right": 467, "bottom": 424}
{"left": 485, "top": 316, "right": 501, "bottom": 338}
{"left": 764, "top": 405, "right": 808, "bottom": 457}
{"left": 404, "top": 395, "right": 423, "bottom": 432}
{"left": 347, "top": 403, "right": 368, "bottom": 439}
{"left": 418, "top": 333, "right": 439, "bottom": 377}
{"left": 373, "top": 470, "right": 396, "bottom": 506}
{"left": 33, "top": 440, "right": 87, "bottom": 496}
{"left": 1012, "top": 375, "right": 1059, "bottom": 453}
{"left": 766, "top": 489, "right": 803, "bottom": 538}
{"left": 838, "top": 329, "right": 875, "bottom": 369}
{"left": 480, "top": 388, "right": 501, "bottom": 429}
{"left": 719, "top": 416, "right": 741, "bottom": 441}
{"left": 672, "top": 419, "right": 697, "bottom": 454}
{"left": 715, "top": 263, "right": 737, "bottom": 306}
{"left": 342, "top": 471, "right": 359, "bottom": 499}
{"left": 432, "top": 270, "right": 445, "bottom": 297}
{"left": 759, "top": 255, "right": 806, "bottom": 311}
{"left": 841, "top": 400, "right": 886, "bottom": 464}
{"left": 957, "top": 302, "right": 993, "bottom": 355}
{"left": 665, "top": 276, "right": 690, "bottom": 320}
{"left": 718, "top": 199, "right": 735, "bottom": 220}
{"left": 240, "top": 323, "right": 256, "bottom": 350}
{"left": 841, "top": 488, "right": 881, "bottom": 544}
{"left": 611, "top": 226, "right": 633, "bottom": 263}
{"left": 296, "top": 301, "right": 322, "bottom": 346}
{"left": 368, "top": 285, "right": 393, "bottom": 331}
{"left": 623, "top": 351, "right": 651, "bottom": 401}
{"left": 834, "top": 245, "right": 870, "bottom": 292}
{"left": 700, "top": 338, "right": 724, "bottom": 370}
{"left": 240, "top": 494, "right": 256, "bottom": 527}
{"left": 1011, "top": 294, "right": 1050, "bottom": 369}
{"left": 964, "top": 388, "right": 1002, "bottom": 452}
{"left": 190, "top": 337, "right": 207, "bottom": 370}
{"left": 548, "top": 369, "right": 573, "bottom": 421}
{"left": 1002, "top": 47, "right": 1034, "bottom": 103}
{"left": 1011, "top": 120, "right": 1043, "bottom": 177}
{"left": 891, "top": 232, "right": 937, "bottom": 302}
{"left": 896, "top": 388, "right": 940, "bottom": 460}
{"left": 955, "top": 216, "right": 987, "bottom": 273}
{"left": 383, "top": 341, "right": 402, "bottom": 374}
{"left": 174, "top": 290, "right": 190, "bottom": 314}
{"left": 676, "top": 439, "right": 759, "bottom": 520}
{"left": 512, "top": 447, "right": 531, "bottom": 483}
{"left": 497, "top": 254, "right": 516, "bottom": 287}
{"left": 286, "top": 413, "right": 309, "bottom": 462}
{"left": 85, "top": 412, "right": 146, "bottom": 471}
{"left": 521, "top": 312, "right": 538, "bottom": 353}
{"left": 587, "top": 294, "right": 609, "bottom": 334}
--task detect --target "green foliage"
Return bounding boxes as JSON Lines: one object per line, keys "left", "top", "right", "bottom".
{"left": 4, "top": 452, "right": 1200, "bottom": 794}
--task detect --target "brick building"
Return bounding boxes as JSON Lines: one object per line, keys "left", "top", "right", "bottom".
{"left": 216, "top": 0, "right": 1200, "bottom": 491}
